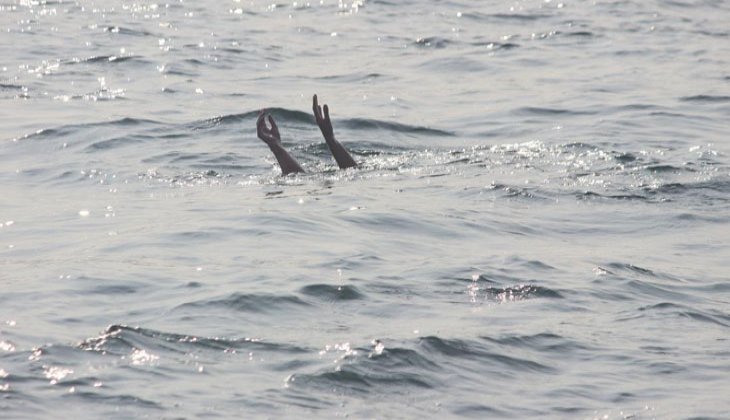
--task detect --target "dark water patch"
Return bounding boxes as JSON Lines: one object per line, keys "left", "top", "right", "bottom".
{"left": 622, "top": 279, "right": 690, "bottom": 302}
{"left": 64, "top": 391, "right": 164, "bottom": 410}
{"left": 481, "top": 333, "right": 590, "bottom": 353}
{"left": 289, "top": 370, "right": 368, "bottom": 395}
{"left": 160, "top": 65, "right": 199, "bottom": 77}
{"left": 614, "top": 152, "right": 637, "bottom": 163}
{"left": 513, "top": 107, "right": 598, "bottom": 116}
{"left": 646, "top": 361, "right": 686, "bottom": 375}
{"left": 451, "top": 403, "right": 506, "bottom": 416}
{"left": 491, "top": 13, "right": 549, "bottom": 21}
{"left": 680, "top": 95, "right": 730, "bottom": 103}
{"left": 177, "top": 292, "right": 312, "bottom": 314}
{"left": 164, "top": 226, "right": 254, "bottom": 242}
{"left": 645, "top": 164, "right": 693, "bottom": 173}
{"left": 413, "top": 36, "right": 454, "bottom": 48}
{"left": 639, "top": 303, "right": 730, "bottom": 328}
{"left": 340, "top": 118, "right": 453, "bottom": 137}
{"left": 299, "top": 284, "right": 366, "bottom": 301}
{"left": 482, "top": 284, "right": 563, "bottom": 301}
{"left": 183, "top": 58, "right": 205, "bottom": 66}
{"left": 578, "top": 180, "right": 730, "bottom": 204}
{"left": 565, "top": 31, "right": 595, "bottom": 37}
{"left": 85, "top": 134, "right": 157, "bottom": 151}
{"left": 472, "top": 41, "right": 520, "bottom": 50}
{"left": 87, "top": 284, "right": 140, "bottom": 295}
{"left": 604, "top": 263, "right": 667, "bottom": 279}
{"left": 0, "top": 83, "right": 23, "bottom": 90}
{"left": 461, "top": 12, "right": 549, "bottom": 22}
{"left": 418, "top": 336, "right": 554, "bottom": 373}
{"left": 643, "top": 180, "right": 730, "bottom": 201}
{"left": 611, "top": 103, "right": 661, "bottom": 112}
{"left": 314, "top": 72, "right": 390, "bottom": 83}
{"left": 577, "top": 191, "right": 650, "bottom": 201}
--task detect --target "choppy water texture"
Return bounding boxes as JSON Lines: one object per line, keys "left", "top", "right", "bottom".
{"left": 1, "top": 0, "right": 729, "bottom": 418}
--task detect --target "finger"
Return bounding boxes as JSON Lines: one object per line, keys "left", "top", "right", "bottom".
{"left": 268, "top": 115, "right": 280, "bottom": 136}
{"left": 323, "top": 104, "right": 330, "bottom": 122}
{"left": 313, "top": 94, "right": 322, "bottom": 121}
{"left": 257, "top": 112, "right": 265, "bottom": 132}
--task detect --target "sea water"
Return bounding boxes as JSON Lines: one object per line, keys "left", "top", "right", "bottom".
{"left": 1, "top": 0, "right": 729, "bottom": 418}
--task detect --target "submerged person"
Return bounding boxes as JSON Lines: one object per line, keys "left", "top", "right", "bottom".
{"left": 256, "top": 95, "right": 358, "bottom": 175}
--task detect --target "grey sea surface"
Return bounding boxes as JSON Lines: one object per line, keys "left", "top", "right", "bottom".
{"left": 1, "top": 0, "right": 729, "bottom": 418}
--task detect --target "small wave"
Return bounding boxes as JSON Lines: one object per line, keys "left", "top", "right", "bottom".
{"left": 340, "top": 118, "right": 453, "bottom": 136}
{"left": 577, "top": 191, "right": 649, "bottom": 201}
{"left": 177, "top": 292, "right": 312, "bottom": 313}
{"left": 481, "top": 333, "right": 591, "bottom": 353}
{"left": 638, "top": 303, "right": 729, "bottom": 328}
{"left": 287, "top": 342, "right": 438, "bottom": 395}
{"left": 513, "top": 107, "right": 598, "bottom": 116}
{"left": 605, "top": 263, "right": 659, "bottom": 277}
{"left": 190, "top": 108, "right": 311, "bottom": 130}
{"left": 645, "top": 164, "right": 692, "bottom": 173}
{"left": 614, "top": 152, "right": 638, "bottom": 163}
{"left": 14, "top": 117, "right": 161, "bottom": 142}
{"left": 565, "top": 31, "right": 595, "bottom": 37}
{"left": 461, "top": 12, "right": 549, "bottom": 21}
{"left": 299, "top": 284, "right": 366, "bottom": 301}
{"left": 0, "top": 83, "right": 23, "bottom": 90}
{"left": 482, "top": 285, "right": 563, "bottom": 301}
{"left": 418, "top": 336, "right": 555, "bottom": 373}
{"left": 85, "top": 134, "right": 156, "bottom": 151}
{"left": 680, "top": 95, "right": 730, "bottom": 103}
{"left": 289, "top": 365, "right": 433, "bottom": 396}
{"left": 79, "top": 324, "right": 309, "bottom": 355}
{"left": 645, "top": 180, "right": 730, "bottom": 198}
{"left": 413, "top": 36, "right": 454, "bottom": 49}
{"left": 472, "top": 41, "right": 520, "bottom": 50}
{"left": 314, "top": 72, "right": 388, "bottom": 82}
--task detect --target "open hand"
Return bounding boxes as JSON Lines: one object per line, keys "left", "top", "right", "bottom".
{"left": 313, "top": 94, "right": 335, "bottom": 139}
{"left": 256, "top": 110, "right": 281, "bottom": 146}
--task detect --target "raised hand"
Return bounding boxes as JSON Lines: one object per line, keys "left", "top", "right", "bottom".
{"left": 256, "top": 111, "right": 281, "bottom": 146}
{"left": 312, "top": 94, "right": 357, "bottom": 169}
{"left": 255, "top": 110, "right": 305, "bottom": 175}
{"left": 313, "top": 94, "right": 334, "bottom": 139}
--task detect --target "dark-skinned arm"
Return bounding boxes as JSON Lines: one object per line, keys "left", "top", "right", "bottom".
{"left": 256, "top": 111, "right": 305, "bottom": 176}
{"left": 313, "top": 94, "right": 357, "bottom": 169}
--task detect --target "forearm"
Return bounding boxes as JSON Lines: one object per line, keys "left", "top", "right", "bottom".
{"left": 324, "top": 135, "right": 357, "bottom": 169}
{"left": 269, "top": 143, "right": 305, "bottom": 175}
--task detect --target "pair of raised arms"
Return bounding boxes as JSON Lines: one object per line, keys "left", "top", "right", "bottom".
{"left": 256, "top": 95, "right": 357, "bottom": 175}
